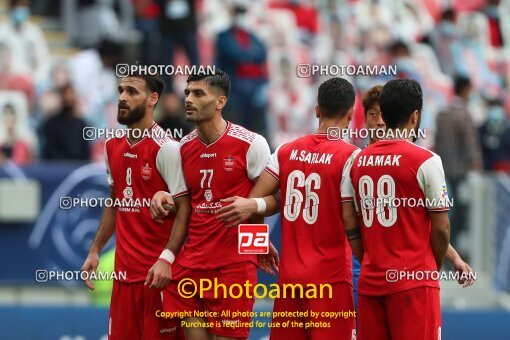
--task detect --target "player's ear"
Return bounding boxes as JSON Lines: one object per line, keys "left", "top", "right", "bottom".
{"left": 216, "top": 96, "right": 227, "bottom": 110}
{"left": 315, "top": 104, "right": 320, "bottom": 118}
{"left": 346, "top": 107, "right": 354, "bottom": 123}
{"left": 411, "top": 110, "right": 419, "bottom": 125}
{"left": 148, "top": 92, "right": 158, "bottom": 107}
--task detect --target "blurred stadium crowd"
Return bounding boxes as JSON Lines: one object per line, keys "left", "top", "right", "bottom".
{"left": 0, "top": 0, "right": 510, "bottom": 271}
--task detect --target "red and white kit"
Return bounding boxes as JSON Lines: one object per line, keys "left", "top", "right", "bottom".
{"left": 347, "top": 139, "right": 449, "bottom": 340}
{"left": 163, "top": 122, "right": 270, "bottom": 339}
{"left": 266, "top": 132, "right": 359, "bottom": 340}
{"left": 105, "top": 123, "right": 187, "bottom": 339}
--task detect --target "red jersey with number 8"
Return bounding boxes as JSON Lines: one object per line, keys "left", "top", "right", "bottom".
{"left": 104, "top": 123, "right": 189, "bottom": 282}
{"left": 265, "top": 133, "right": 359, "bottom": 285}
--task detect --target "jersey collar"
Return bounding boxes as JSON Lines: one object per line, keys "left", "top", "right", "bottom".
{"left": 125, "top": 121, "right": 157, "bottom": 148}
{"left": 197, "top": 121, "right": 231, "bottom": 148}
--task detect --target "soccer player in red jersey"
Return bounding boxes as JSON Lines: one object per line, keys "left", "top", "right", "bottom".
{"left": 80, "top": 73, "right": 189, "bottom": 339}
{"left": 217, "top": 77, "right": 360, "bottom": 340}
{"left": 151, "top": 70, "right": 274, "bottom": 340}
{"left": 347, "top": 79, "right": 450, "bottom": 340}
{"left": 361, "top": 85, "right": 474, "bottom": 288}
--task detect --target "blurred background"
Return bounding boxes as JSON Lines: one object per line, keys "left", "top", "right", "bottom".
{"left": 0, "top": 0, "right": 510, "bottom": 338}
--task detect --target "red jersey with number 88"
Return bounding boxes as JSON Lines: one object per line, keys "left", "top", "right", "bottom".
{"left": 265, "top": 133, "right": 359, "bottom": 285}
{"left": 348, "top": 140, "right": 450, "bottom": 296}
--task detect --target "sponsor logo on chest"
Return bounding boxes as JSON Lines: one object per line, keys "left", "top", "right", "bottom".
{"left": 124, "top": 152, "right": 137, "bottom": 158}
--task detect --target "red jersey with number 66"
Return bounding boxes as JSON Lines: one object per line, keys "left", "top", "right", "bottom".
{"left": 265, "top": 133, "right": 359, "bottom": 285}
{"left": 347, "top": 139, "right": 450, "bottom": 296}
{"left": 176, "top": 122, "right": 271, "bottom": 270}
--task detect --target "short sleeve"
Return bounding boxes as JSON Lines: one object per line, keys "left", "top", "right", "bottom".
{"left": 416, "top": 154, "right": 451, "bottom": 211}
{"left": 156, "top": 141, "right": 189, "bottom": 198}
{"left": 265, "top": 145, "right": 282, "bottom": 181}
{"left": 341, "top": 148, "right": 361, "bottom": 203}
{"left": 104, "top": 142, "right": 114, "bottom": 187}
{"left": 246, "top": 134, "right": 271, "bottom": 180}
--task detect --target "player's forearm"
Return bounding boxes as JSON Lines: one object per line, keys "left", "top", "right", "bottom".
{"left": 342, "top": 202, "right": 363, "bottom": 262}
{"left": 247, "top": 172, "right": 280, "bottom": 217}
{"left": 89, "top": 206, "right": 116, "bottom": 255}
{"left": 247, "top": 194, "right": 279, "bottom": 217}
{"left": 164, "top": 195, "right": 190, "bottom": 255}
{"left": 430, "top": 216, "right": 450, "bottom": 269}
{"left": 348, "top": 238, "right": 363, "bottom": 263}
{"left": 445, "top": 244, "right": 460, "bottom": 264}
{"left": 431, "top": 230, "right": 449, "bottom": 269}
{"left": 262, "top": 194, "right": 280, "bottom": 216}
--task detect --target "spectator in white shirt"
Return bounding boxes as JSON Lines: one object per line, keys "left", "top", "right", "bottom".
{"left": 0, "top": 0, "right": 50, "bottom": 84}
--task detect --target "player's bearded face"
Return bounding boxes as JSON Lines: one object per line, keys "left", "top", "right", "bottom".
{"left": 117, "top": 98, "right": 147, "bottom": 125}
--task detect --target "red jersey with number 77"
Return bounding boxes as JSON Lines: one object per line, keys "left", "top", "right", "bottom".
{"left": 176, "top": 122, "right": 271, "bottom": 270}
{"left": 265, "top": 132, "right": 359, "bottom": 285}
{"left": 347, "top": 139, "right": 451, "bottom": 296}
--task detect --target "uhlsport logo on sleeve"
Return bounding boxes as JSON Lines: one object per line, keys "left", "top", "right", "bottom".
{"left": 238, "top": 224, "right": 269, "bottom": 254}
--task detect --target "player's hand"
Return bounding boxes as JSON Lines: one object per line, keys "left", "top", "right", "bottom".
{"left": 452, "top": 258, "right": 475, "bottom": 287}
{"left": 81, "top": 252, "right": 99, "bottom": 290}
{"left": 150, "top": 191, "right": 176, "bottom": 223}
{"left": 145, "top": 260, "right": 172, "bottom": 289}
{"left": 257, "top": 242, "right": 279, "bottom": 275}
{"left": 216, "top": 196, "right": 258, "bottom": 227}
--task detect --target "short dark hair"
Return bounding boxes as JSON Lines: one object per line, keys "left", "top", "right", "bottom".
{"left": 317, "top": 77, "right": 355, "bottom": 118}
{"left": 362, "top": 85, "right": 383, "bottom": 115}
{"left": 129, "top": 73, "right": 165, "bottom": 104}
{"left": 380, "top": 79, "right": 423, "bottom": 129}
{"left": 187, "top": 69, "right": 230, "bottom": 97}
{"left": 453, "top": 75, "right": 471, "bottom": 96}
